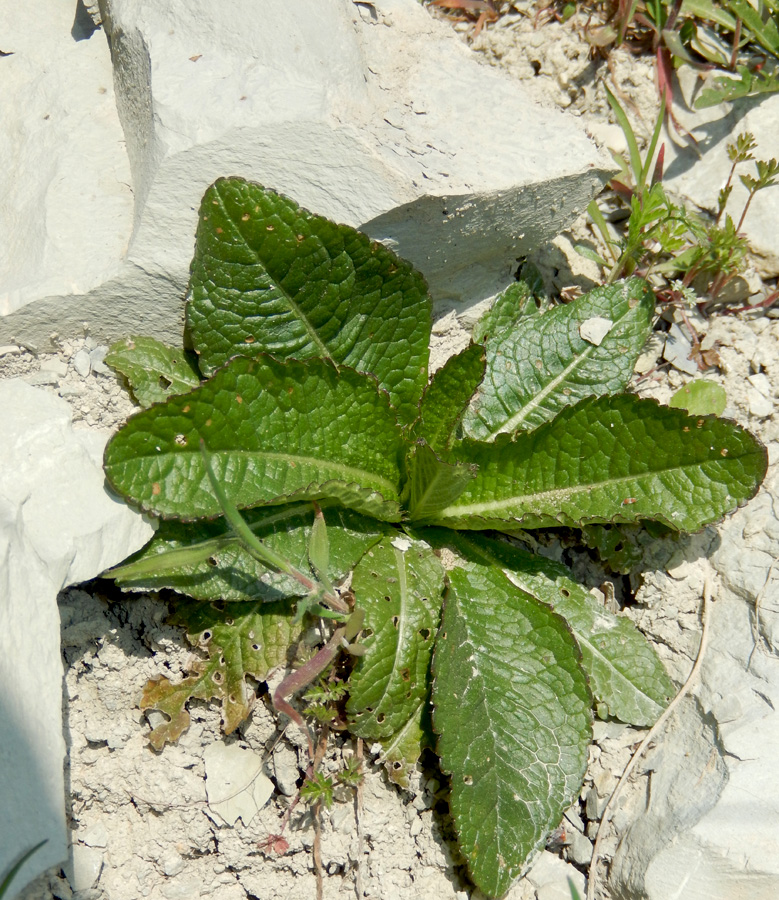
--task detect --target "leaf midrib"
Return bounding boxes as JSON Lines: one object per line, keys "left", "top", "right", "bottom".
{"left": 503, "top": 573, "right": 664, "bottom": 718}
{"left": 118, "top": 450, "right": 399, "bottom": 497}
{"left": 485, "top": 308, "right": 627, "bottom": 439}
{"left": 453, "top": 535, "right": 666, "bottom": 720}
{"left": 437, "top": 458, "right": 735, "bottom": 520}
{"left": 214, "top": 184, "right": 332, "bottom": 359}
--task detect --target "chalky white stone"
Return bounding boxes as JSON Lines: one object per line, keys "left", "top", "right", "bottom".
{"left": 0, "top": 0, "right": 611, "bottom": 351}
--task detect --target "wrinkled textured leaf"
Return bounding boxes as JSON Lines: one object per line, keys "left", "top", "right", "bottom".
{"left": 472, "top": 263, "right": 548, "bottom": 344}
{"left": 108, "top": 503, "right": 387, "bottom": 601}
{"left": 445, "top": 532, "right": 674, "bottom": 726}
{"left": 106, "top": 337, "right": 201, "bottom": 407}
{"left": 415, "top": 344, "right": 486, "bottom": 452}
{"left": 375, "top": 700, "right": 435, "bottom": 789}
{"left": 187, "top": 178, "right": 431, "bottom": 423}
{"left": 463, "top": 278, "right": 654, "bottom": 440}
{"left": 347, "top": 538, "right": 444, "bottom": 775}
{"left": 140, "top": 600, "right": 303, "bottom": 749}
{"left": 579, "top": 522, "right": 651, "bottom": 574}
{"left": 434, "top": 394, "right": 768, "bottom": 532}
{"left": 404, "top": 443, "right": 476, "bottom": 522}
{"left": 104, "top": 355, "right": 406, "bottom": 521}
{"left": 434, "top": 563, "right": 591, "bottom": 897}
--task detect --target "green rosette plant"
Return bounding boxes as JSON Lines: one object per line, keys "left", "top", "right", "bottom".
{"left": 103, "top": 177, "right": 767, "bottom": 898}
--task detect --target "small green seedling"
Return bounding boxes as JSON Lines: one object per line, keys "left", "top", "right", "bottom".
{"left": 584, "top": 0, "right": 779, "bottom": 109}
{"left": 585, "top": 104, "right": 776, "bottom": 308}
{"left": 299, "top": 771, "right": 335, "bottom": 809}
{"left": 104, "top": 178, "right": 766, "bottom": 897}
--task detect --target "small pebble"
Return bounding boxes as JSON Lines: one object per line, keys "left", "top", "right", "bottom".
{"left": 65, "top": 843, "right": 103, "bottom": 891}
{"left": 747, "top": 388, "right": 773, "bottom": 418}
{"left": 23, "top": 371, "right": 59, "bottom": 386}
{"left": 566, "top": 830, "right": 593, "bottom": 865}
{"left": 90, "top": 345, "right": 111, "bottom": 374}
{"left": 73, "top": 349, "right": 92, "bottom": 377}
{"left": 161, "top": 850, "right": 184, "bottom": 877}
{"left": 59, "top": 384, "right": 86, "bottom": 398}
{"left": 40, "top": 358, "right": 69, "bottom": 376}
{"left": 747, "top": 372, "right": 772, "bottom": 398}
{"left": 411, "top": 793, "right": 428, "bottom": 811}
{"left": 563, "top": 806, "right": 585, "bottom": 833}
{"left": 585, "top": 787, "right": 602, "bottom": 821}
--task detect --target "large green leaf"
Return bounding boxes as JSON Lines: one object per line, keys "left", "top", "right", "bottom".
{"left": 415, "top": 344, "right": 486, "bottom": 452}
{"left": 444, "top": 532, "right": 674, "bottom": 726}
{"left": 433, "top": 563, "right": 591, "bottom": 897}
{"left": 404, "top": 443, "right": 477, "bottom": 523}
{"left": 347, "top": 537, "right": 444, "bottom": 776}
{"left": 140, "top": 599, "right": 303, "bottom": 749}
{"left": 434, "top": 394, "right": 768, "bottom": 532}
{"left": 187, "top": 178, "right": 431, "bottom": 423}
{"left": 108, "top": 504, "right": 387, "bottom": 602}
{"left": 104, "top": 355, "right": 406, "bottom": 521}
{"left": 472, "top": 263, "right": 548, "bottom": 345}
{"left": 105, "top": 337, "right": 202, "bottom": 408}
{"left": 463, "top": 278, "right": 655, "bottom": 440}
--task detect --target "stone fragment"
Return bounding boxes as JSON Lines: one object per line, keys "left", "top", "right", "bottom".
{"left": 89, "top": 345, "right": 111, "bottom": 375}
{"left": 40, "top": 357, "right": 69, "bottom": 377}
{"left": 0, "top": 381, "right": 154, "bottom": 895}
{"left": 747, "top": 388, "right": 773, "bottom": 419}
{"left": 73, "top": 349, "right": 92, "bottom": 377}
{"left": 524, "top": 851, "right": 586, "bottom": 900}
{"left": 204, "top": 743, "right": 273, "bottom": 827}
{"left": 271, "top": 744, "right": 301, "bottom": 797}
{"left": 566, "top": 830, "right": 593, "bottom": 866}
{"left": 663, "top": 322, "right": 699, "bottom": 375}
{"left": 65, "top": 843, "right": 103, "bottom": 892}
{"left": 22, "top": 370, "right": 60, "bottom": 386}
{"left": 579, "top": 315, "right": 614, "bottom": 346}
{"left": 0, "top": 2, "right": 132, "bottom": 321}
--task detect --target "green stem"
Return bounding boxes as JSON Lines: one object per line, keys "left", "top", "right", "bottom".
{"left": 198, "top": 439, "right": 348, "bottom": 613}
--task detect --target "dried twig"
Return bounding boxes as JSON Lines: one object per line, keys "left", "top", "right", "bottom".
{"left": 355, "top": 738, "right": 365, "bottom": 898}
{"left": 748, "top": 557, "right": 779, "bottom": 669}
{"left": 312, "top": 726, "right": 329, "bottom": 900}
{"left": 586, "top": 576, "right": 714, "bottom": 900}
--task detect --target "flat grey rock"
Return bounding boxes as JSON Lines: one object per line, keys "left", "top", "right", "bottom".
{"left": 0, "top": 0, "right": 612, "bottom": 351}
{"left": 0, "top": 381, "right": 154, "bottom": 897}
{"left": 608, "top": 470, "right": 779, "bottom": 900}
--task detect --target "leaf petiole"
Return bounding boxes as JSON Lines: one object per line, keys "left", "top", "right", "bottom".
{"left": 198, "top": 439, "right": 348, "bottom": 614}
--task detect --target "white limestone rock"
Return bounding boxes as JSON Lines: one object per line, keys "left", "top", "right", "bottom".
{"left": 607, "top": 472, "right": 779, "bottom": 900}
{"left": 0, "top": 0, "right": 612, "bottom": 351}
{"left": 0, "top": 2, "right": 132, "bottom": 319}
{"left": 0, "top": 381, "right": 154, "bottom": 897}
